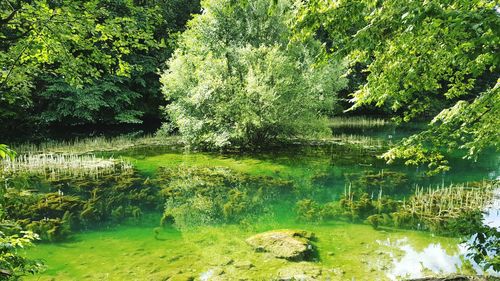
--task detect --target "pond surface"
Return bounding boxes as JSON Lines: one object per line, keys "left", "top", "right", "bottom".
{"left": 26, "top": 124, "right": 499, "bottom": 280}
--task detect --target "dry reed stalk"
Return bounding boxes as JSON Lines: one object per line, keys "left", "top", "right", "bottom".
{"left": 403, "top": 181, "right": 498, "bottom": 222}
{"left": 0, "top": 153, "right": 133, "bottom": 179}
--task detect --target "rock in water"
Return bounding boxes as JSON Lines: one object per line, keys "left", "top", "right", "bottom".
{"left": 276, "top": 263, "right": 322, "bottom": 281}
{"left": 245, "top": 230, "right": 315, "bottom": 261}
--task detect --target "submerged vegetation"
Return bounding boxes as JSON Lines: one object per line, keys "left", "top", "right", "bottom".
{"left": 156, "top": 165, "right": 293, "bottom": 229}
{"left": 1, "top": 166, "right": 160, "bottom": 241}
{"left": 0, "top": 137, "right": 497, "bottom": 279}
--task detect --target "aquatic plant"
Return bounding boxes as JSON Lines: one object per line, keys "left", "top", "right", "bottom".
{"left": 396, "top": 181, "right": 497, "bottom": 232}
{"left": 340, "top": 192, "right": 378, "bottom": 221}
{"left": 328, "top": 117, "right": 390, "bottom": 128}
{"left": 295, "top": 199, "right": 342, "bottom": 222}
{"left": 12, "top": 135, "right": 178, "bottom": 155}
{"left": 345, "top": 170, "right": 408, "bottom": 195}
{"left": 1, "top": 153, "right": 133, "bottom": 179}
{"left": 1, "top": 169, "right": 160, "bottom": 241}
{"left": 330, "top": 134, "right": 386, "bottom": 148}
{"left": 156, "top": 166, "right": 290, "bottom": 229}
{"left": 295, "top": 199, "right": 323, "bottom": 222}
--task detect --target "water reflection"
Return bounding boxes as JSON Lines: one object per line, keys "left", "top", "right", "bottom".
{"left": 379, "top": 238, "right": 463, "bottom": 280}
{"left": 483, "top": 186, "right": 500, "bottom": 228}
{"left": 382, "top": 236, "right": 500, "bottom": 280}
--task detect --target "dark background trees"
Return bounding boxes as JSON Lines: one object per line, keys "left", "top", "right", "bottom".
{"left": 0, "top": 0, "right": 200, "bottom": 140}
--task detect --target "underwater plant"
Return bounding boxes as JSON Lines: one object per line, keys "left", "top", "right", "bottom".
{"left": 156, "top": 166, "right": 291, "bottom": 229}
{"left": 295, "top": 199, "right": 323, "bottom": 222}
{"left": 0, "top": 168, "right": 160, "bottom": 241}
{"left": 344, "top": 170, "right": 408, "bottom": 195}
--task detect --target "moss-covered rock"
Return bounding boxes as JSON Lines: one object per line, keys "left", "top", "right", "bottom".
{"left": 275, "top": 263, "right": 322, "bottom": 281}
{"left": 245, "top": 230, "right": 316, "bottom": 261}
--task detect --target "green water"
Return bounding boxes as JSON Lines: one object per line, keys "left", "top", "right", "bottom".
{"left": 27, "top": 218, "right": 463, "bottom": 281}
{"left": 25, "top": 126, "right": 499, "bottom": 281}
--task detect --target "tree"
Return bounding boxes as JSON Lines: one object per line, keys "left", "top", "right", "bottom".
{"left": 294, "top": 0, "right": 500, "bottom": 173}
{"left": 0, "top": 0, "right": 200, "bottom": 135}
{"left": 293, "top": 0, "right": 500, "bottom": 271}
{"left": 160, "top": 0, "right": 347, "bottom": 149}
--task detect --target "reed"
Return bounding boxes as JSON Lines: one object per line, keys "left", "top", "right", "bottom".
{"left": 13, "top": 135, "right": 180, "bottom": 155}
{"left": 401, "top": 181, "right": 498, "bottom": 223}
{"left": 328, "top": 116, "right": 390, "bottom": 128}
{"left": 330, "top": 134, "right": 386, "bottom": 147}
{"left": 0, "top": 153, "right": 133, "bottom": 179}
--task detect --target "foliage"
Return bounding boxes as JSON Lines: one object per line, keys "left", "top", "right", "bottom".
{"left": 466, "top": 225, "right": 500, "bottom": 272}
{"left": 0, "top": 220, "right": 43, "bottom": 280}
{"left": 0, "top": 0, "right": 200, "bottom": 134}
{"left": 383, "top": 83, "right": 500, "bottom": 174}
{"left": 0, "top": 145, "right": 15, "bottom": 160}
{"left": 1, "top": 0, "right": 156, "bottom": 102}
{"left": 294, "top": 0, "right": 500, "bottom": 172}
{"left": 160, "top": 0, "right": 347, "bottom": 149}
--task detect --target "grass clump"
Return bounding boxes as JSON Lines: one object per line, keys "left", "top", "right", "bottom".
{"left": 1, "top": 153, "right": 132, "bottom": 179}
{"left": 394, "top": 181, "right": 497, "bottom": 233}
{"left": 330, "top": 134, "right": 386, "bottom": 148}
{"left": 12, "top": 135, "right": 177, "bottom": 155}
{"left": 344, "top": 170, "right": 409, "bottom": 195}
{"left": 328, "top": 117, "right": 390, "bottom": 128}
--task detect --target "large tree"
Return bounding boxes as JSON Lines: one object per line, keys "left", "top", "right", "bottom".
{"left": 160, "top": 0, "right": 347, "bottom": 149}
{"left": 294, "top": 0, "right": 500, "bottom": 173}
{"left": 0, "top": 0, "right": 200, "bottom": 135}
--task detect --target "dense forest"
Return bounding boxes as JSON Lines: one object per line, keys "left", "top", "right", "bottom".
{"left": 1, "top": 0, "right": 499, "bottom": 280}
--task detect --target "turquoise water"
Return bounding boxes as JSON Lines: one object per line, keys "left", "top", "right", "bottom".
{"left": 25, "top": 125, "right": 499, "bottom": 280}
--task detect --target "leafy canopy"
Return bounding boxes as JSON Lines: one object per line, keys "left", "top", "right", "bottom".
{"left": 294, "top": 0, "right": 500, "bottom": 173}
{"left": 160, "top": 0, "right": 347, "bottom": 149}
{"left": 0, "top": 0, "right": 200, "bottom": 129}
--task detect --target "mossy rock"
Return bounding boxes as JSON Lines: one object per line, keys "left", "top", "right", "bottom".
{"left": 245, "top": 230, "right": 316, "bottom": 261}
{"left": 275, "top": 262, "right": 322, "bottom": 281}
